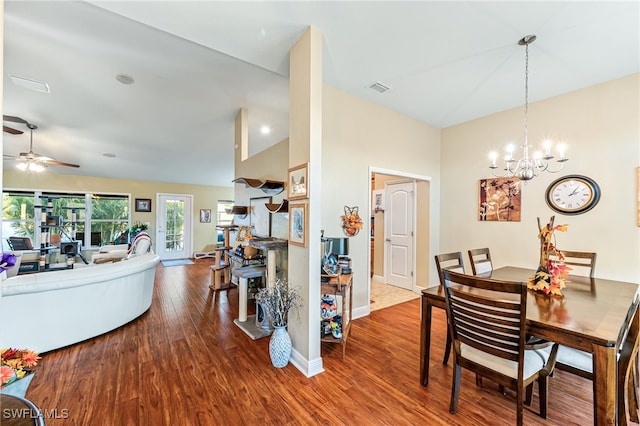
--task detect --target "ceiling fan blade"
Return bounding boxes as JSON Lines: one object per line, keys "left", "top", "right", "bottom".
{"left": 3, "top": 125, "right": 23, "bottom": 135}
{"left": 45, "top": 159, "right": 80, "bottom": 168}
{"left": 3, "top": 115, "right": 29, "bottom": 125}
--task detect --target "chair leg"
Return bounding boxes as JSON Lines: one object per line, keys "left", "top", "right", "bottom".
{"left": 515, "top": 386, "right": 524, "bottom": 426}
{"left": 524, "top": 383, "right": 533, "bottom": 406}
{"left": 538, "top": 376, "right": 548, "bottom": 419}
{"left": 450, "top": 364, "right": 462, "bottom": 414}
{"left": 443, "top": 329, "right": 452, "bottom": 365}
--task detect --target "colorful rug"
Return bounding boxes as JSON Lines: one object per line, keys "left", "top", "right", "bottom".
{"left": 161, "top": 259, "right": 194, "bottom": 267}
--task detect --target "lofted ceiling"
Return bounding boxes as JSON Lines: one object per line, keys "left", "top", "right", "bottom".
{"left": 3, "top": 1, "right": 638, "bottom": 187}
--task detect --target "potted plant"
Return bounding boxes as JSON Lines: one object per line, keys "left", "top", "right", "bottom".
{"left": 129, "top": 222, "right": 149, "bottom": 240}
{"left": 255, "top": 279, "right": 302, "bottom": 368}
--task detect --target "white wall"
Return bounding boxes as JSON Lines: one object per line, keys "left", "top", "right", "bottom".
{"left": 440, "top": 73, "right": 640, "bottom": 282}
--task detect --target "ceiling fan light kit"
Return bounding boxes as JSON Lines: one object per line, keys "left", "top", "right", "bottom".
{"left": 3, "top": 115, "right": 80, "bottom": 171}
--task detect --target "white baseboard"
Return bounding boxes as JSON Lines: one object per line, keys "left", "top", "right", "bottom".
{"left": 372, "top": 274, "right": 384, "bottom": 282}
{"left": 290, "top": 347, "right": 324, "bottom": 377}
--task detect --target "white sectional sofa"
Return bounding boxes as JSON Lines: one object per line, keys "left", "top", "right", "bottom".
{"left": 0, "top": 252, "right": 160, "bottom": 353}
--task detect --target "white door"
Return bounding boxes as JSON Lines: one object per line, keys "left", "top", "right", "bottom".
{"left": 385, "top": 181, "right": 415, "bottom": 290}
{"left": 156, "top": 194, "right": 193, "bottom": 260}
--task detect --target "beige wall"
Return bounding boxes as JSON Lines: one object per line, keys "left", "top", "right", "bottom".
{"left": 440, "top": 73, "right": 640, "bottom": 282}
{"left": 322, "top": 84, "right": 441, "bottom": 314}
{"left": 3, "top": 170, "right": 233, "bottom": 254}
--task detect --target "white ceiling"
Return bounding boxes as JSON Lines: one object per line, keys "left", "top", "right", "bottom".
{"left": 3, "top": 1, "right": 638, "bottom": 187}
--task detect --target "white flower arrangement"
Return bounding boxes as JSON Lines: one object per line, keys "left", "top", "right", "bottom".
{"left": 255, "top": 278, "right": 302, "bottom": 327}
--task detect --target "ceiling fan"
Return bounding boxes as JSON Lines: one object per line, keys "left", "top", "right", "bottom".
{"left": 3, "top": 115, "right": 80, "bottom": 171}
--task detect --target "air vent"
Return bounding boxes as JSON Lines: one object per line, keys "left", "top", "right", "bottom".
{"left": 368, "top": 81, "right": 391, "bottom": 93}
{"left": 9, "top": 75, "right": 50, "bottom": 93}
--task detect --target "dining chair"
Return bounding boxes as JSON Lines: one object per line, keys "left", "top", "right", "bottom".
{"left": 442, "top": 269, "right": 558, "bottom": 426}
{"left": 467, "top": 247, "right": 493, "bottom": 276}
{"left": 617, "top": 301, "right": 640, "bottom": 425}
{"left": 550, "top": 250, "right": 597, "bottom": 278}
{"left": 434, "top": 251, "right": 466, "bottom": 365}
{"left": 551, "top": 251, "right": 598, "bottom": 379}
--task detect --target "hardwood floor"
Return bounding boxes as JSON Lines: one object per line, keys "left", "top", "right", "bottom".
{"left": 24, "top": 259, "right": 597, "bottom": 425}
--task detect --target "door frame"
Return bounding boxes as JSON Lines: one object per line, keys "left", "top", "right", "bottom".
{"left": 155, "top": 193, "right": 194, "bottom": 260}
{"left": 368, "top": 166, "right": 432, "bottom": 313}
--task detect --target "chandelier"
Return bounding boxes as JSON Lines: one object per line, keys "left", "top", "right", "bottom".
{"left": 489, "top": 35, "right": 568, "bottom": 181}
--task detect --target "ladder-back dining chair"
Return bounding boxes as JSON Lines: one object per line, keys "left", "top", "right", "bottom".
{"left": 550, "top": 251, "right": 598, "bottom": 379}
{"left": 468, "top": 247, "right": 493, "bottom": 276}
{"left": 550, "top": 250, "right": 597, "bottom": 278}
{"left": 434, "top": 251, "right": 466, "bottom": 365}
{"left": 442, "top": 269, "right": 557, "bottom": 425}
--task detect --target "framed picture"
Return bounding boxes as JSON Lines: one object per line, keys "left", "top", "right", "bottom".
{"left": 372, "top": 189, "right": 385, "bottom": 212}
{"left": 478, "top": 177, "right": 521, "bottom": 222}
{"left": 135, "top": 198, "right": 152, "bottom": 212}
{"left": 200, "top": 209, "right": 211, "bottom": 223}
{"left": 250, "top": 196, "right": 272, "bottom": 237}
{"left": 289, "top": 203, "right": 307, "bottom": 247}
{"left": 288, "top": 163, "right": 309, "bottom": 200}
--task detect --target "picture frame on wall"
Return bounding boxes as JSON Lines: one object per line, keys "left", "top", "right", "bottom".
{"left": 288, "top": 203, "right": 307, "bottom": 247}
{"left": 200, "top": 209, "right": 211, "bottom": 223}
{"left": 288, "top": 163, "right": 309, "bottom": 200}
{"left": 372, "top": 189, "right": 385, "bottom": 212}
{"left": 135, "top": 198, "right": 152, "bottom": 212}
{"left": 250, "top": 196, "right": 272, "bottom": 237}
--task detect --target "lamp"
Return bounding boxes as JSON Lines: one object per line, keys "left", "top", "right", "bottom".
{"left": 489, "top": 35, "right": 568, "bottom": 181}
{"left": 16, "top": 160, "right": 45, "bottom": 173}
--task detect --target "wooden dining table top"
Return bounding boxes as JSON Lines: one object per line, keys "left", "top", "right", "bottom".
{"left": 423, "top": 266, "right": 640, "bottom": 349}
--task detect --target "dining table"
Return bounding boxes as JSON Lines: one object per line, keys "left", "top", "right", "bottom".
{"left": 419, "top": 266, "right": 640, "bottom": 425}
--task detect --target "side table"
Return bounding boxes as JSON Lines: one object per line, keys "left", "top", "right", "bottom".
{"left": 321, "top": 272, "right": 353, "bottom": 358}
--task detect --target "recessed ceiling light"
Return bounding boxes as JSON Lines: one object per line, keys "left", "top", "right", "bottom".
{"left": 115, "top": 73, "right": 135, "bottom": 85}
{"left": 102, "top": 153, "right": 116, "bottom": 158}
{"left": 9, "top": 75, "right": 50, "bottom": 93}
{"left": 260, "top": 125, "right": 271, "bottom": 135}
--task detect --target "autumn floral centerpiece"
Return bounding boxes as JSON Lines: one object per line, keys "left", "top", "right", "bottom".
{"left": 1, "top": 348, "right": 40, "bottom": 389}
{"left": 527, "top": 216, "right": 571, "bottom": 297}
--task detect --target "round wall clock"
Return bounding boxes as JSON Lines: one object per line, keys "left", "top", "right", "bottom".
{"left": 545, "top": 174, "right": 601, "bottom": 215}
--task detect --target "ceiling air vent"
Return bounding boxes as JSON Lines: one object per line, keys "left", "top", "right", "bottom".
{"left": 367, "top": 81, "right": 391, "bottom": 93}
{"left": 9, "top": 75, "right": 50, "bottom": 93}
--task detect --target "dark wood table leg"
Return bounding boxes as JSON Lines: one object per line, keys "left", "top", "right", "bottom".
{"left": 420, "top": 295, "right": 432, "bottom": 386}
{"left": 592, "top": 344, "right": 617, "bottom": 425}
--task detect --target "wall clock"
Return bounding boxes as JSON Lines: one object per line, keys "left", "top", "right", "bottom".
{"left": 545, "top": 174, "right": 601, "bottom": 215}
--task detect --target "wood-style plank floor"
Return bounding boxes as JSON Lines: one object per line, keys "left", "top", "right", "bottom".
{"left": 25, "top": 259, "right": 597, "bottom": 425}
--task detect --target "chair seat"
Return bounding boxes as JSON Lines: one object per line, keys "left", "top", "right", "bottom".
{"left": 461, "top": 343, "right": 550, "bottom": 381}
{"left": 555, "top": 345, "right": 593, "bottom": 373}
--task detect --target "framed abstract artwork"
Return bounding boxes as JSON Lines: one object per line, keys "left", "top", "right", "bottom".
{"left": 288, "top": 203, "right": 307, "bottom": 247}
{"left": 478, "top": 177, "right": 521, "bottom": 222}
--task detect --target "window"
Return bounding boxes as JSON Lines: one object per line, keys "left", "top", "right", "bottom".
{"left": 90, "top": 194, "right": 129, "bottom": 246}
{"left": 2, "top": 191, "right": 36, "bottom": 250}
{"left": 216, "top": 200, "right": 234, "bottom": 243}
{"left": 217, "top": 200, "right": 234, "bottom": 225}
{"left": 2, "top": 190, "right": 130, "bottom": 250}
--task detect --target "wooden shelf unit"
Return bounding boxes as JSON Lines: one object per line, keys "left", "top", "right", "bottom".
{"left": 320, "top": 272, "right": 353, "bottom": 358}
